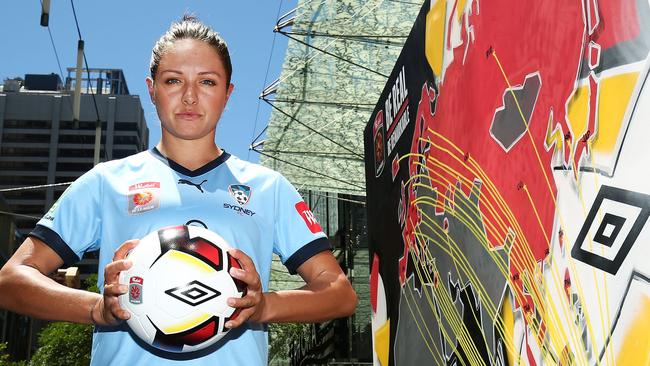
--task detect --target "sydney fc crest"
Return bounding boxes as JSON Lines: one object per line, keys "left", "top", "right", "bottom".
{"left": 228, "top": 184, "right": 251, "bottom": 206}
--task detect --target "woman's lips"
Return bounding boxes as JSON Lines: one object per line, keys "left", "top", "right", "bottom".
{"left": 176, "top": 112, "right": 201, "bottom": 120}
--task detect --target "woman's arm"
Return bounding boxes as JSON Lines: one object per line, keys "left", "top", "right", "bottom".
{"left": 0, "top": 237, "right": 137, "bottom": 326}
{"left": 225, "top": 249, "right": 357, "bottom": 328}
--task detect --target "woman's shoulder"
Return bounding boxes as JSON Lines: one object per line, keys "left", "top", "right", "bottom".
{"left": 99, "top": 150, "right": 158, "bottom": 169}
{"left": 225, "top": 153, "right": 281, "bottom": 177}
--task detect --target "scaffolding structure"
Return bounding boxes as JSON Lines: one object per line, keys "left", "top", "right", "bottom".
{"left": 255, "top": 0, "right": 422, "bottom": 195}
{"left": 261, "top": 1, "right": 423, "bottom": 364}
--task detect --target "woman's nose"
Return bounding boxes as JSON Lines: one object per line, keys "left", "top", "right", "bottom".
{"left": 182, "top": 85, "right": 197, "bottom": 105}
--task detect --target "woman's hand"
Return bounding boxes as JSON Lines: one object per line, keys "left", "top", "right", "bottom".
{"left": 225, "top": 248, "right": 266, "bottom": 328}
{"left": 91, "top": 239, "right": 139, "bottom": 326}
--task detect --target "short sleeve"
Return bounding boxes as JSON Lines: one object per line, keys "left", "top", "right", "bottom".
{"left": 273, "top": 175, "right": 330, "bottom": 274}
{"left": 29, "top": 166, "right": 103, "bottom": 266}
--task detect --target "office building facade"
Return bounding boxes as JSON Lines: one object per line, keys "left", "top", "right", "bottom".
{"left": 0, "top": 69, "right": 148, "bottom": 237}
{"left": 0, "top": 69, "right": 148, "bottom": 360}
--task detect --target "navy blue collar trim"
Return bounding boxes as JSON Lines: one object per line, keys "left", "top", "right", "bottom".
{"left": 150, "top": 147, "right": 230, "bottom": 177}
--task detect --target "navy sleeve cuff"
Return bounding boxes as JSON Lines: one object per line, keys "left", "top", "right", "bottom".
{"left": 284, "top": 237, "right": 331, "bottom": 275}
{"left": 29, "top": 225, "right": 80, "bottom": 266}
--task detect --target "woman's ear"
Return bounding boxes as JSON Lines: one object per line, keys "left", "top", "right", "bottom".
{"left": 146, "top": 77, "right": 155, "bottom": 104}
{"left": 226, "top": 83, "right": 235, "bottom": 101}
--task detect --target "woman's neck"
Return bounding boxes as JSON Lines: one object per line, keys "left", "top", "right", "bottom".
{"left": 156, "top": 138, "right": 222, "bottom": 171}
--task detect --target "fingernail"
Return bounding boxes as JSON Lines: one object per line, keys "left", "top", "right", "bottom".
{"left": 120, "top": 285, "right": 128, "bottom": 293}
{"left": 225, "top": 321, "right": 232, "bottom": 328}
{"left": 227, "top": 298, "right": 236, "bottom": 306}
{"left": 229, "top": 268, "right": 243, "bottom": 277}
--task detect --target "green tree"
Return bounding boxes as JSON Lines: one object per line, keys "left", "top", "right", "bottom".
{"left": 0, "top": 342, "right": 26, "bottom": 366}
{"left": 28, "top": 323, "right": 92, "bottom": 366}
{"left": 27, "top": 274, "right": 98, "bottom": 366}
{"left": 268, "top": 322, "right": 309, "bottom": 364}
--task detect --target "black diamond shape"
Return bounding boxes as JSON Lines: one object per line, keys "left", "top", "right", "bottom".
{"left": 593, "top": 213, "right": 626, "bottom": 247}
{"left": 572, "top": 185, "right": 650, "bottom": 275}
{"left": 181, "top": 288, "right": 207, "bottom": 300}
{"left": 164, "top": 280, "right": 220, "bottom": 306}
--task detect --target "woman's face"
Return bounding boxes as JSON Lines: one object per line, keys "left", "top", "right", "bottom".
{"left": 147, "top": 38, "right": 234, "bottom": 143}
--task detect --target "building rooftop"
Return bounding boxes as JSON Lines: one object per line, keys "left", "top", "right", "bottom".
{"left": 1, "top": 68, "right": 130, "bottom": 96}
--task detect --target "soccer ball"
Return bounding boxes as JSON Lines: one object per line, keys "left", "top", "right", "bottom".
{"left": 118, "top": 225, "right": 246, "bottom": 353}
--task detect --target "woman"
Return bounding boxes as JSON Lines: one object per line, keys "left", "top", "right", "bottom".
{"left": 0, "top": 15, "right": 357, "bottom": 365}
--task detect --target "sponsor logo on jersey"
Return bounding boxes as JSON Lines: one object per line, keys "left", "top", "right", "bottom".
{"left": 223, "top": 203, "right": 256, "bottom": 216}
{"left": 129, "top": 276, "right": 143, "bottom": 304}
{"left": 295, "top": 201, "right": 322, "bottom": 233}
{"left": 43, "top": 187, "right": 73, "bottom": 221}
{"left": 43, "top": 199, "right": 60, "bottom": 221}
{"left": 223, "top": 184, "right": 256, "bottom": 216}
{"left": 228, "top": 184, "right": 252, "bottom": 206}
{"left": 178, "top": 179, "right": 208, "bottom": 193}
{"left": 128, "top": 181, "right": 160, "bottom": 215}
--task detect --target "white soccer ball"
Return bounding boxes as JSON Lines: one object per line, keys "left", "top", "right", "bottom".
{"left": 118, "top": 225, "right": 246, "bottom": 353}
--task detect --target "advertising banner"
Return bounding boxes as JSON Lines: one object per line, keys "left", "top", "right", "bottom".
{"left": 364, "top": 1, "right": 650, "bottom": 365}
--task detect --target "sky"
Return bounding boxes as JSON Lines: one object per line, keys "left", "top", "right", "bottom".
{"left": 1, "top": 0, "right": 296, "bottom": 162}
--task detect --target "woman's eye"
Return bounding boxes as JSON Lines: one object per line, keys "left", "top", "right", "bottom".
{"left": 165, "top": 78, "right": 180, "bottom": 85}
{"left": 201, "top": 79, "right": 216, "bottom": 86}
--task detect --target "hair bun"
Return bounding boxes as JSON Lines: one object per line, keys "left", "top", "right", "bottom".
{"left": 182, "top": 13, "right": 199, "bottom": 23}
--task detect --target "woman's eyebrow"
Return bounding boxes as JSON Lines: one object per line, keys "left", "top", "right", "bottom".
{"left": 197, "top": 71, "right": 222, "bottom": 76}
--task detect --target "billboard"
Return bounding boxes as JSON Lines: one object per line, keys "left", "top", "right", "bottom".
{"left": 363, "top": 0, "right": 650, "bottom": 365}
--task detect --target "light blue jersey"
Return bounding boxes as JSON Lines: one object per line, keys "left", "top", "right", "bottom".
{"left": 30, "top": 148, "right": 329, "bottom": 365}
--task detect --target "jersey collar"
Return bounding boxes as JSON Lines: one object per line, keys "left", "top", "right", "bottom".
{"left": 150, "top": 147, "right": 231, "bottom": 177}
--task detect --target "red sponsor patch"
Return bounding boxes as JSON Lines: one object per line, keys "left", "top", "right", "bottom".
{"left": 129, "top": 182, "right": 160, "bottom": 191}
{"left": 127, "top": 182, "right": 160, "bottom": 215}
{"left": 132, "top": 192, "right": 153, "bottom": 206}
{"left": 295, "top": 201, "right": 322, "bottom": 234}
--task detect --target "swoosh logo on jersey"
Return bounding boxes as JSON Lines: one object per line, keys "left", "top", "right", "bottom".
{"left": 178, "top": 179, "right": 208, "bottom": 193}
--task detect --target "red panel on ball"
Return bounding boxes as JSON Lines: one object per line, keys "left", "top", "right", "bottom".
{"left": 179, "top": 318, "right": 218, "bottom": 346}
{"left": 228, "top": 253, "right": 247, "bottom": 294}
{"left": 188, "top": 238, "right": 223, "bottom": 271}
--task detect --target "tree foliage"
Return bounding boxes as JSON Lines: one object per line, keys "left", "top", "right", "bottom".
{"left": 268, "top": 322, "right": 309, "bottom": 363}
{"left": 28, "top": 323, "right": 92, "bottom": 366}
{"left": 0, "top": 342, "right": 26, "bottom": 366}
{"left": 24, "top": 274, "right": 99, "bottom": 366}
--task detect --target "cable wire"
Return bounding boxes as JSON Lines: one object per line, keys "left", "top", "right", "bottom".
{"left": 278, "top": 31, "right": 388, "bottom": 78}
{"left": 301, "top": 190, "right": 366, "bottom": 205}
{"left": 263, "top": 99, "right": 364, "bottom": 159}
{"left": 248, "top": 0, "right": 285, "bottom": 161}
{"left": 45, "top": 23, "right": 65, "bottom": 80}
{"left": 70, "top": 0, "right": 107, "bottom": 160}
{"left": 0, "top": 210, "right": 42, "bottom": 220}
{"left": 0, "top": 182, "right": 73, "bottom": 193}
{"left": 253, "top": 149, "right": 365, "bottom": 190}
{"left": 39, "top": 0, "right": 76, "bottom": 118}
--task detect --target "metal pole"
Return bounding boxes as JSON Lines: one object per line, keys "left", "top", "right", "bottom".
{"left": 93, "top": 121, "right": 101, "bottom": 165}
{"left": 40, "top": 0, "right": 50, "bottom": 26}
{"left": 73, "top": 40, "right": 84, "bottom": 127}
